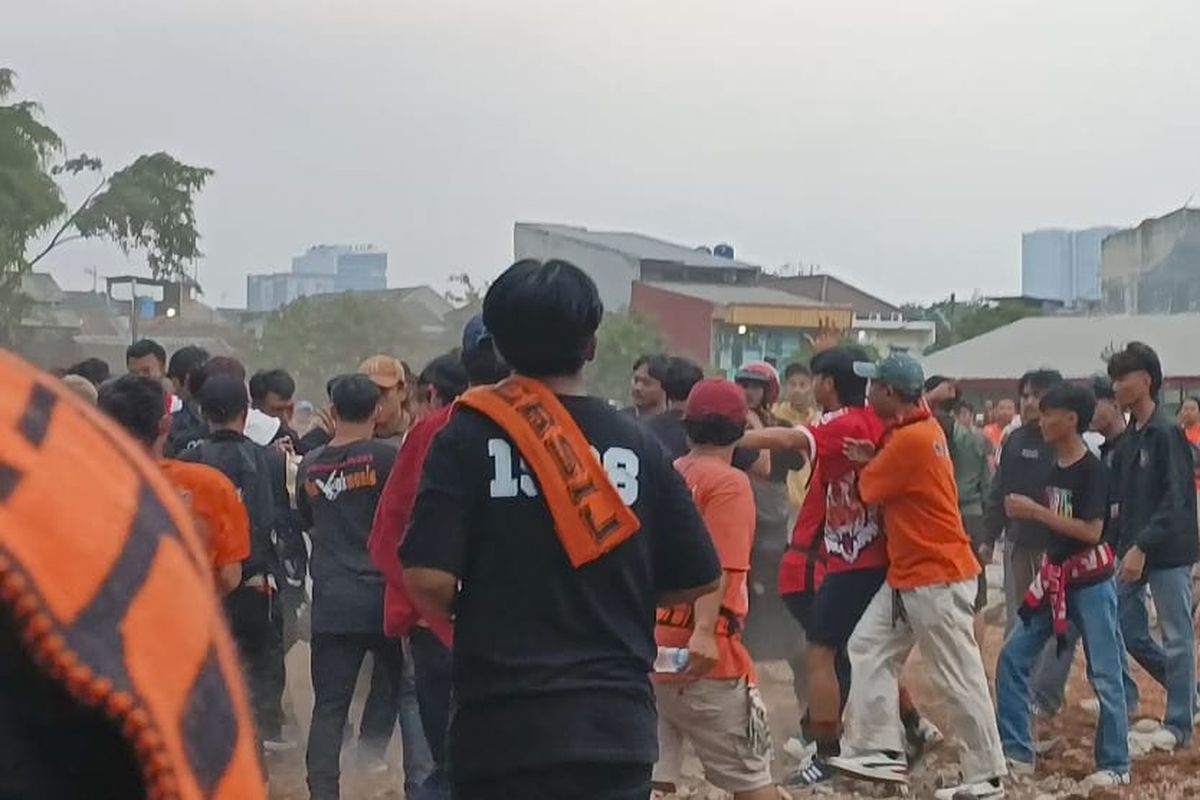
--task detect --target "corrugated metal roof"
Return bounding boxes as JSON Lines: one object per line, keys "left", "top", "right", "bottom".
{"left": 920, "top": 314, "right": 1200, "bottom": 380}
{"left": 641, "top": 281, "right": 836, "bottom": 307}
{"left": 517, "top": 223, "right": 760, "bottom": 270}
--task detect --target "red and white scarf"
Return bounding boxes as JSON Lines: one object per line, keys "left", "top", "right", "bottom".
{"left": 1020, "top": 543, "right": 1115, "bottom": 653}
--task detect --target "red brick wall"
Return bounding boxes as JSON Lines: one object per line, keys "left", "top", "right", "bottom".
{"left": 630, "top": 282, "right": 714, "bottom": 365}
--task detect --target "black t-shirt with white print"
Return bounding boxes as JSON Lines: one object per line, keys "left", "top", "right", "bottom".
{"left": 400, "top": 395, "right": 720, "bottom": 773}
{"left": 296, "top": 439, "right": 396, "bottom": 635}
{"left": 1044, "top": 450, "right": 1109, "bottom": 567}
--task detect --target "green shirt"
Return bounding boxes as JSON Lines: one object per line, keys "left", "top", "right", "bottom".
{"left": 950, "top": 423, "right": 991, "bottom": 516}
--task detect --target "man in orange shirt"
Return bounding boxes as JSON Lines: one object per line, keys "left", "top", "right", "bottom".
{"left": 829, "top": 353, "right": 1006, "bottom": 800}
{"left": 98, "top": 375, "right": 250, "bottom": 594}
{"left": 652, "top": 378, "right": 777, "bottom": 800}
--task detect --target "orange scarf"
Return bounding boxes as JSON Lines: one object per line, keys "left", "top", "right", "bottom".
{"left": 457, "top": 376, "right": 640, "bottom": 567}
{"left": 0, "top": 350, "right": 265, "bottom": 800}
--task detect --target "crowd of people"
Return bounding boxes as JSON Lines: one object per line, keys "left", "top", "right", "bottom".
{"left": 3, "top": 256, "right": 1199, "bottom": 800}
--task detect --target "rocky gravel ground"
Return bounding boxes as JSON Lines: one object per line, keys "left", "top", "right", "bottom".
{"left": 266, "top": 602, "right": 1200, "bottom": 799}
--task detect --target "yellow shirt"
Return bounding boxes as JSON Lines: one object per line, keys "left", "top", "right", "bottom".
{"left": 770, "top": 402, "right": 817, "bottom": 510}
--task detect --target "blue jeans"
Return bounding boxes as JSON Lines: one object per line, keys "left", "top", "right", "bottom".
{"left": 1003, "top": 539, "right": 1077, "bottom": 714}
{"left": 997, "top": 578, "right": 1129, "bottom": 773}
{"left": 1118, "top": 565, "right": 1196, "bottom": 742}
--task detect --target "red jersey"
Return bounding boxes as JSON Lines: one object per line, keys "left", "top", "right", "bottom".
{"left": 778, "top": 406, "right": 887, "bottom": 595}
{"left": 368, "top": 404, "right": 455, "bottom": 646}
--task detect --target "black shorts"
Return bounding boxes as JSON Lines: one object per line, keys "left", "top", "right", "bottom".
{"left": 805, "top": 567, "right": 887, "bottom": 648}
{"left": 452, "top": 761, "right": 651, "bottom": 800}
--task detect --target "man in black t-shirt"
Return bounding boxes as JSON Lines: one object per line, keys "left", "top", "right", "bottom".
{"left": 296, "top": 374, "right": 401, "bottom": 800}
{"left": 643, "top": 355, "right": 764, "bottom": 472}
{"left": 401, "top": 259, "right": 721, "bottom": 800}
{"left": 995, "top": 382, "right": 1130, "bottom": 788}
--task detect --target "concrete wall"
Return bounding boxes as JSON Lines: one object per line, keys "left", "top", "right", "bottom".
{"left": 514, "top": 225, "right": 640, "bottom": 311}
{"left": 1102, "top": 209, "right": 1200, "bottom": 312}
{"left": 630, "top": 282, "right": 715, "bottom": 365}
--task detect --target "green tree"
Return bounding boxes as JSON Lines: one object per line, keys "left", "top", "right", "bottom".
{"left": 251, "top": 293, "right": 431, "bottom": 401}
{"left": 902, "top": 295, "right": 1043, "bottom": 354}
{"left": 0, "top": 68, "right": 212, "bottom": 343}
{"left": 586, "top": 311, "right": 663, "bottom": 403}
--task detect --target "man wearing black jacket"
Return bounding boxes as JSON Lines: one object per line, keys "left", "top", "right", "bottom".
{"left": 984, "top": 369, "right": 1078, "bottom": 717}
{"left": 1108, "top": 342, "right": 1198, "bottom": 751}
{"left": 180, "top": 374, "right": 304, "bottom": 751}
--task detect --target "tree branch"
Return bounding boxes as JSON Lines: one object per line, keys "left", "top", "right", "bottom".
{"left": 26, "top": 177, "right": 107, "bottom": 268}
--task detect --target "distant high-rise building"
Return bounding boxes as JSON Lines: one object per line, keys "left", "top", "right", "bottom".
{"left": 246, "top": 245, "right": 387, "bottom": 311}
{"left": 1021, "top": 227, "right": 1117, "bottom": 306}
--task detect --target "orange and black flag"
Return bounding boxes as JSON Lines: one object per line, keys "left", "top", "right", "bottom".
{"left": 0, "top": 349, "right": 266, "bottom": 800}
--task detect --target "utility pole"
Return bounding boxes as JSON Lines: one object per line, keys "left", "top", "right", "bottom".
{"left": 130, "top": 277, "right": 138, "bottom": 345}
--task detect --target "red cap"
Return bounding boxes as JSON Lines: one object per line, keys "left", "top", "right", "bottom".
{"left": 684, "top": 378, "right": 748, "bottom": 426}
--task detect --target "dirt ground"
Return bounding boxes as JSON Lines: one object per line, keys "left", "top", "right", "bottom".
{"left": 266, "top": 622, "right": 1199, "bottom": 800}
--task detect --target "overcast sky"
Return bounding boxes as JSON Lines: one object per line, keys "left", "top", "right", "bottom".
{"left": 6, "top": 1, "right": 1200, "bottom": 308}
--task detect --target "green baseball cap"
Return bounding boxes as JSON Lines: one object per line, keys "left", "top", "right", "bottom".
{"left": 853, "top": 352, "right": 925, "bottom": 396}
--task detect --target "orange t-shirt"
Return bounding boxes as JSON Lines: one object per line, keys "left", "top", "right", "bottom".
{"left": 159, "top": 459, "right": 250, "bottom": 571}
{"left": 655, "top": 452, "right": 756, "bottom": 682}
{"left": 859, "top": 414, "right": 980, "bottom": 590}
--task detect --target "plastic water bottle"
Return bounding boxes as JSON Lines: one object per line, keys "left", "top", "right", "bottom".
{"left": 654, "top": 647, "right": 689, "bottom": 673}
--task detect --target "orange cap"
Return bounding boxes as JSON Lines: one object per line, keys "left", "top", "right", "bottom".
{"left": 358, "top": 355, "right": 406, "bottom": 390}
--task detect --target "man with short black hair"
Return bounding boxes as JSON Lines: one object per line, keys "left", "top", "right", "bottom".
{"left": 180, "top": 373, "right": 297, "bottom": 752}
{"left": 996, "top": 382, "right": 1130, "bottom": 790}
{"left": 98, "top": 375, "right": 249, "bottom": 596}
{"left": 926, "top": 376, "right": 991, "bottom": 641}
{"left": 165, "top": 345, "right": 210, "bottom": 456}
{"left": 642, "top": 356, "right": 764, "bottom": 474}
{"left": 401, "top": 259, "right": 721, "bottom": 799}
{"left": 298, "top": 374, "right": 403, "bottom": 800}
{"left": 1108, "top": 341, "right": 1197, "bottom": 751}
{"left": 628, "top": 353, "right": 670, "bottom": 418}
{"left": 773, "top": 362, "right": 816, "bottom": 425}
{"left": 250, "top": 369, "right": 297, "bottom": 426}
{"left": 125, "top": 338, "right": 167, "bottom": 379}
{"left": 984, "top": 368, "right": 1076, "bottom": 719}
{"left": 415, "top": 354, "right": 468, "bottom": 418}
{"left": 66, "top": 356, "right": 110, "bottom": 387}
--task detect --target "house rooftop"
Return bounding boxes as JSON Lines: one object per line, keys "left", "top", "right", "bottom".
{"left": 920, "top": 313, "right": 1200, "bottom": 381}
{"left": 517, "top": 222, "right": 761, "bottom": 271}
{"left": 640, "top": 281, "right": 840, "bottom": 308}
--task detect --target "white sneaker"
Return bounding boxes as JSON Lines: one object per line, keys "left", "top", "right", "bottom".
{"left": 933, "top": 777, "right": 1005, "bottom": 799}
{"left": 1151, "top": 727, "right": 1180, "bottom": 751}
{"left": 1132, "top": 717, "right": 1161, "bottom": 734}
{"left": 828, "top": 751, "right": 909, "bottom": 784}
{"left": 783, "top": 735, "right": 817, "bottom": 766}
{"left": 1082, "top": 770, "right": 1131, "bottom": 789}
{"left": 1006, "top": 758, "right": 1035, "bottom": 778}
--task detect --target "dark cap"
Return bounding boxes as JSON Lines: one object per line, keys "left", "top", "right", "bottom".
{"left": 461, "top": 314, "right": 492, "bottom": 356}
{"left": 853, "top": 352, "right": 925, "bottom": 396}
{"left": 684, "top": 378, "right": 748, "bottom": 426}
{"left": 197, "top": 374, "right": 249, "bottom": 422}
